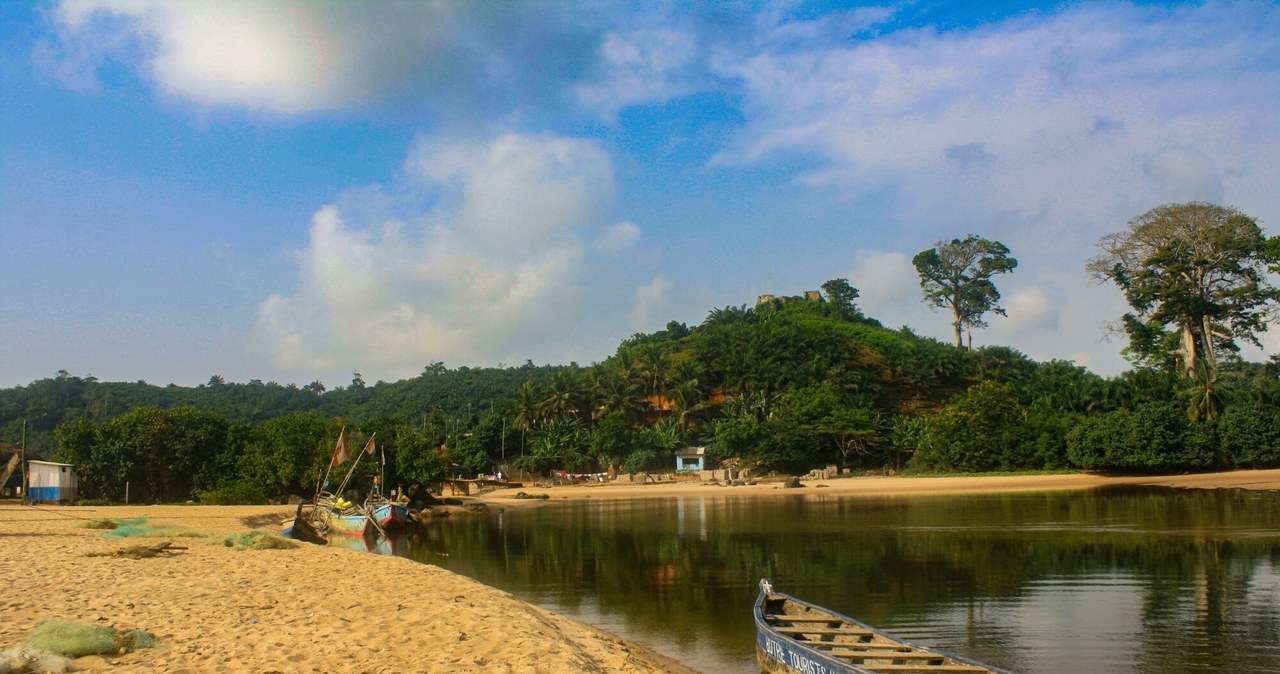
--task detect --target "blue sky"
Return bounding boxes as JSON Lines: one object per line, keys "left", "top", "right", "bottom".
{"left": 2, "top": 1, "right": 1278, "bottom": 389}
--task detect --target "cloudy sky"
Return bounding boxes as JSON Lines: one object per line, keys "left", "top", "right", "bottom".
{"left": 2, "top": 1, "right": 1278, "bottom": 389}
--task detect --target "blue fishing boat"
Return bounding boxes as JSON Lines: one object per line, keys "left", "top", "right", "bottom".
{"left": 316, "top": 495, "right": 375, "bottom": 537}
{"left": 754, "top": 579, "right": 1012, "bottom": 674}
{"left": 366, "top": 497, "right": 410, "bottom": 531}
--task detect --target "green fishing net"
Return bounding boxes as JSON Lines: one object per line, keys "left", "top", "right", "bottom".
{"left": 22, "top": 620, "right": 158, "bottom": 658}
{"left": 88, "top": 518, "right": 202, "bottom": 539}
{"left": 220, "top": 530, "right": 298, "bottom": 550}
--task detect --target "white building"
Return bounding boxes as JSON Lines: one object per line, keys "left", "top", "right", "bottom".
{"left": 27, "top": 461, "right": 77, "bottom": 503}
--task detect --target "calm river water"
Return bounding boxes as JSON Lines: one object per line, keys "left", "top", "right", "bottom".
{"left": 388, "top": 487, "right": 1280, "bottom": 673}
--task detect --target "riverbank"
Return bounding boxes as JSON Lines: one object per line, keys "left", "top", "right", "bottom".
{"left": 474, "top": 468, "right": 1280, "bottom": 505}
{"left": 0, "top": 504, "right": 699, "bottom": 674}
{"left": 4, "top": 469, "right": 1277, "bottom": 673}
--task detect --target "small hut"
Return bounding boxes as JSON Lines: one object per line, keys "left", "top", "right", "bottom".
{"left": 0, "top": 442, "right": 37, "bottom": 498}
{"left": 674, "top": 447, "right": 706, "bottom": 472}
{"left": 27, "top": 460, "right": 77, "bottom": 503}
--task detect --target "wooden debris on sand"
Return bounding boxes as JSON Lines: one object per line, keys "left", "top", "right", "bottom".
{"left": 86, "top": 541, "right": 187, "bottom": 559}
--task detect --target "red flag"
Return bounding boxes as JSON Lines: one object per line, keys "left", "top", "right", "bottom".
{"left": 330, "top": 429, "right": 349, "bottom": 467}
{"left": 363, "top": 434, "right": 376, "bottom": 455}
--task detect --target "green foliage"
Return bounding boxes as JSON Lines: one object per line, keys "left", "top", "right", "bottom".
{"left": 1089, "top": 202, "right": 1279, "bottom": 377}
{"left": 820, "top": 278, "right": 863, "bottom": 320}
{"left": 237, "top": 412, "right": 340, "bottom": 499}
{"left": 393, "top": 423, "right": 448, "bottom": 486}
{"left": 197, "top": 480, "right": 268, "bottom": 505}
{"left": 908, "top": 381, "right": 1024, "bottom": 472}
{"left": 912, "top": 234, "right": 1018, "bottom": 348}
{"left": 18, "top": 266, "right": 1280, "bottom": 493}
{"left": 1217, "top": 401, "right": 1280, "bottom": 467}
{"left": 1066, "top": 402, "right": 1219, "bottom": 472}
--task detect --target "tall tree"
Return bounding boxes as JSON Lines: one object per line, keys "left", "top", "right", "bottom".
{"left": 820, "top": 278, "right": 861, "bottom": 320}
{"left": 1087, "top": 202, "right": 1279, "bottom": 377}
{"left": 912, "top": 235, "right": 1018, "bottom": 348}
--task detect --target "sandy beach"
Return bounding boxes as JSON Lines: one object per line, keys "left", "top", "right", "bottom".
{"left": 3, "top": 469, "right": 1279, "bottom": 673}
{"left": 473, "top": 468, "right": 1280, "bottom": 505}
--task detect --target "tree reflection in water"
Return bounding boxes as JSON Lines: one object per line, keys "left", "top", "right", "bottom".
{"left": 399, "top": 487, "right": 1280, "bottom": 674}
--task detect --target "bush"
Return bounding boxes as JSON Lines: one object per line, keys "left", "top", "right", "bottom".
{"left": 1067, "top": 402, "right": 1211, "bottom": 472}
{"left": 197, "top": 481, "right": 268, "bottom": 505}
{"left": 1219, "top": 401, "right": 1280, "bottom": 467}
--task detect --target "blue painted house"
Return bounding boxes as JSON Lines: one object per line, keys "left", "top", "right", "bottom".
{"left": 675, "top": 447, "right": 706, "bottom": 472}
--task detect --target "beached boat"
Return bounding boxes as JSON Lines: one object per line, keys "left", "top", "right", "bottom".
{"left": 366, "top": 496, "right": 409, "bottom": 531}
{"left": 754, "top": 579, "right": 1013, "bottom": 674}
{"left": 281, "top": 502, "right": 326, "bottom": 544}
{"left": 313, "top": 494, "right": 376, "bottom": 537}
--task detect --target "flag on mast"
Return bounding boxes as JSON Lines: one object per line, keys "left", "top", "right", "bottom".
{"left": 330, "top": 429, "right": 349, "bottom": 467}
{"left": 363, "top": 434, "right": 376, "bottom": 455}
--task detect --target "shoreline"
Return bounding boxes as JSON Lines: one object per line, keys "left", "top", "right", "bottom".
{"left": 4, "top": 469, "right": 1278, "bottom": 673}
{"left": 473, "top": 467, "right": 1280, "bottom": 506}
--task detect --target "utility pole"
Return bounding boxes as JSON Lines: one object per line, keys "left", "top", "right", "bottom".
{"left": 20, "top": 419, "right": 28, "bottom": 506}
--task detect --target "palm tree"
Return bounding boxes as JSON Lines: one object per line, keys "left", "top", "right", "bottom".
{"left": 543, "top": 369, "right": 581, "bottom": 420}
{"left": 514, "top": 381, "right": 545, "bottom": 430}
{"left": 1183, "top": 363, "right": 1231, "bottom": 422}
{"left": 594, "top": 372, "right": 646, "bottom": 424}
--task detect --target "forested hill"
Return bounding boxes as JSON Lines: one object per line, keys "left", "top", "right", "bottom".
{"left": 0, "top": 361, "right": 568, "bottom": 457}
{"left": 4, "top": 291, "right": 1280, "bottom": 504}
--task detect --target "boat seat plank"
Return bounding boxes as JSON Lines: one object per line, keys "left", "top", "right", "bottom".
{"left": 806, "top": 642, "right": 914, "bottom": 653}
{"left": 766, "top": 614, "right": 850, "bottom": 622}
{"left": 773, "top": 626, "right": 876, "bottom": 636}
{"left": 825, "top": 649, "right": 946, "bottom": 659}
{"left": 858, "top": 665, "right": 991, "bottom": 673}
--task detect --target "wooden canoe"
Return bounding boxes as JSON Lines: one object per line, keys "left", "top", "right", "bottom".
{"left": 755, "top": 580, "right": 1014, "bottom": 674}
{"left": 281, "top": 502, "right": 326, "bottom": 544}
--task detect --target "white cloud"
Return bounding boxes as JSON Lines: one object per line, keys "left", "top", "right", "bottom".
{"left": 627, "top": 276, "right": 670, "bottom": 328}
{"left": 847, "top": 250, "right": 920, "bottom": 322}
{"left": 1143, "top": 145, "right": 1225, "bottom": 204}
{"left": 593, "top": 221, "right": 641, "bottom": 254}
{"left": 1001, "top": 285, "right": 1060, "bottom": 333}
{"left": 46, "top": 0, "right": 440, "bottom": 112}
{"left": 720, "top": 2, "right": 1280, "bottom": 373}
{"left": 256, "top": 132, "right": 630, "bottom": 379}
{"left": 575, "top": 26, "right": 700, "bottom": 117}
{"left": 718, "top": 2, "right": 1280, "bottom": 240}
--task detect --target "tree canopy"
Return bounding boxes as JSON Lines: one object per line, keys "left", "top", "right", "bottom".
{"left": 912, "top": 235, "right": 1018, "bottom": 349}
{"left": 1088, "top": 202, "right": 1279, "bottom": 377}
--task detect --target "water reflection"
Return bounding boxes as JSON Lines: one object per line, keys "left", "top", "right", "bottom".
{"left": 394, "top": 487, "right": 1280, "bottom": 674}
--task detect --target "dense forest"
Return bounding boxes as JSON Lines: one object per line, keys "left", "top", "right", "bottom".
{"left": 4, "top": 202, "right": 1280, "bottom": 504}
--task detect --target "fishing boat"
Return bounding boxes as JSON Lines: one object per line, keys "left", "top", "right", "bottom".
{"left": 281, "top": 501, "right": 326, "bottom": 544}
{"left": 754, "top": 579, "right": 1013, "bottom": 674}
{"left": 366, "top": 495, "right": 410, "bottom": 531}
{"left": 312, "top": 492, "right": 376, "bottom": 537}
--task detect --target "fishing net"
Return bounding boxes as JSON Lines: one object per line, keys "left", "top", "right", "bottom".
{"left": 92, "top": 518, "right": 203, "bottom": 539}
{"left": 21, "top": 620, "right": 157, "bottom": 659}
{"left": 219, "top": 531, "right": 298, "bottom": 550}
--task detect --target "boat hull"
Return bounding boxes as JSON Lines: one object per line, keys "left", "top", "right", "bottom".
{"left": 369, "top": 501, "right": 409, "bottom": 530}
{"left": 754, "top": 580, "right": 1012, "bottom": 674}
{"left": 281, "top": 503, "right": 326, "bottom": 544}
{"left": 321, "top": 508, "right": 374, "bottom": 537}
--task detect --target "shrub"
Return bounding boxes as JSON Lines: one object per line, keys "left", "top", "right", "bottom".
{"left": 1218, "top": 401, "right": 1280, "bottom": 467}
{"left": 197, "top": 481, "right": 268, "bottom": 505}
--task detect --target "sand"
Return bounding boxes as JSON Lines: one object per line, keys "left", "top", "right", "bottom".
{"left": 473, "top": 468, "right": 1280, "bottom": 505}
{"left": 0, "top": 505, "right": 699, "bottom": 674}
{"left": 3, "top": 468, "right": 1278, "bottom": 673}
